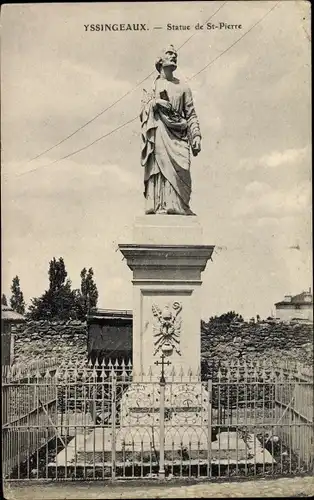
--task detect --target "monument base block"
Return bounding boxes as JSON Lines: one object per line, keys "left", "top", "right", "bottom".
{"left": 117, "top": 214, "right": 215, "bottom": 456}
{"left": 133, "top": 215, "right": 203, "bottom": 245}
{"left": 120, "top": 381, "right": 209, "bottom": 427}
{"left": 55, "top": 428, "right": 275, "bottom": 469}
{"left": 119, "top": 215, "right": 214, "bottom": 381}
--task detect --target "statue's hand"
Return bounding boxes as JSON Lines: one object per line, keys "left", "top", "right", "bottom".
{"left": 192, "top": 136, "right": 201, "bottom": 155}
{"left": 155, "top": 98, "right": 172, "bottom": 111}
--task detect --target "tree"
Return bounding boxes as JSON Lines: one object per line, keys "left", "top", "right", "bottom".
{"left": 206, "top": 311, "right": 244, "bottom": 325}
{"left": 27, "top": 257, "right": 78, "bottom": 321}
{"left": 79, "top": 267, "right": 98, "bottom": 319}
{"left": 1, "top": 294, "right": 8, "bottom": 306}
{"left": 10, "top": 276, "right": 25, "bottom": 315}
{"left": 49, "top": 257, "right": 67, "bottom": 291}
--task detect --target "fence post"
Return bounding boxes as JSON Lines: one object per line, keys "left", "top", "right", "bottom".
{"left": 2, "top": 371, "right": 9, "bottom": 426}
{"left": 158, "top": 377, "right": 166, "bottom": 480}
{"left": 10, "top": 334, "right": 15, "bottom": 365}
{"left": 207, "top": 379, "right": 212, "bottom": 477}
{"left": 111, "top": 371, "right": 117, "bottom": 479}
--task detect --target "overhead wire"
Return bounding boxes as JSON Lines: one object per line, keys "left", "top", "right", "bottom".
{"left": 23, "top": 2, "right": 228, "bottom": 166}
{"left": 18, "top": 1, "right": 279, "bottom": 178}
{"left": 188, "top": 1, "right": 280, "bottom": 81}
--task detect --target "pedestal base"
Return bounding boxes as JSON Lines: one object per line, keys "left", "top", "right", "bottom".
{"left": 55, "top": 428, "right": 275, "bottom": 468}
{"left": 133, "top": 215, "right": 203, "bottom": 245}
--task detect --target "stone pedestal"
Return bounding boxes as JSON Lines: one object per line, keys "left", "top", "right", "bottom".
{"left": 57, "top": 216, "right": 275, "bottom": 470}
{"left": 117, "top": 215, "right": 214, "bottom": 451}
{"left": 119, "top": 215, "right": 214, "bottom": 382}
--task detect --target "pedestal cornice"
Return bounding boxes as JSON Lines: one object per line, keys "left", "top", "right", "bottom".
{"left": 119, "top": 244, "right": 215, "bottom": 272}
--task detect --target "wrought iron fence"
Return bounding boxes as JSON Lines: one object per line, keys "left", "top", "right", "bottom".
{"left": 2, "top": 358, "right": 313, "bottom": 481}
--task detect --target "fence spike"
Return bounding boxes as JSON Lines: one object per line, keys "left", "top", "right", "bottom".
{"left": 101, "top": 366, "right": 107, "bottom": 379}
{"left": 121, "top": 359, "right": 126, "bottom": 369}
{"left": 255, "top": 359, "right": 260, "bottom": 373}
{"left": 4, "top": 365, "right": 11, "bottom": 381}
{"left": 287, "top": 367, "right": 294, "bottom": 381}
{"left": 81, "top": 366, "right": 88, "bottom": 381}
{"left": 15, "top": 364, "right": 22, "bottom": 382}
{"left": 73, "top": 365, "right": 79, "bottom": 382}
{"left": 35, "top": 365, "right": 42, "bottom": 380}
{"left": 114, "top": 359, "right": 119, "bottom": 368}
{"left": 54, "top": 366, "right": 60, "bottom": 381}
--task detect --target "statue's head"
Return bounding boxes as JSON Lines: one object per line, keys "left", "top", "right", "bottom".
{"left": 155, "top": 44, "right": 177, "bottom": 73}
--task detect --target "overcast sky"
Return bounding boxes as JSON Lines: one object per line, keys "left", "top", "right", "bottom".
{"left": 1, "top": 1, "right": 311, "bottom": 320}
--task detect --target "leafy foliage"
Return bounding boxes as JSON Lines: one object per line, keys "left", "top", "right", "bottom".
{"left": 10, "top": 276, "right": 25, "bottom": 314}
{"left": 26, "top": 258, "right": 99, "bottom": 321}
{"left": 27, "top": 281, "right": 79, "bottom": 321}
{"left": 77, "top": 267, "right": 98, "bottom": 319}
{"left": 207, "top": 311, "right": 244, "bottom": 325}
{"left": 49, "top": 257, "right": 67, "bottom": 292}
{"left": 1, "top": 294, "right": 8, "bottom": 306}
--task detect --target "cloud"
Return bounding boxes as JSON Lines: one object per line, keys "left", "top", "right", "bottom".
{"left": 1, "top": 2, "right": 312, "bottom": 319}
{"left": 233, "top": 181, "right": 311, "bottom": 218}
{"left": 260, "top": 147, "right": 309, "bottom": 168}
{"left": 244, "top": 181, "right": 271, "bottom": 196}
{"left": 238, "top": 146, "right": 310, "bottom": 171}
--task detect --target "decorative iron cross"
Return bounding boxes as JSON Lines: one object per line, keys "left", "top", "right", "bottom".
{"left": 154, "top": 354, "right": 172, "bottom": 384}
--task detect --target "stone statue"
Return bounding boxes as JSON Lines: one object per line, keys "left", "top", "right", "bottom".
{"left": 140, "top": 45, "right": 202, "bottom": 215}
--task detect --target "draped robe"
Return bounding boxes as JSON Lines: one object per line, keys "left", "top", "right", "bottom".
{"left": 140, "top": 76, "right": 201, "bottom": 215}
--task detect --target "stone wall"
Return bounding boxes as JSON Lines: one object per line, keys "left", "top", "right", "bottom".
{"left": 12, "top": 320, "right": 87, "bottom": 364}
{"left": 201, "top": 319, "right": 313, "bottom": 367}
{"left": 11, "top": 318, "right": 313, "bottom": 368}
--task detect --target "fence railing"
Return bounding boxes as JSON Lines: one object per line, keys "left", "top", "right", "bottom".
{"left": 2, "top": 357, "right": 61, "bottom": 383}
{"left": 2, "top": 358, "right": 313, "bottom": 481}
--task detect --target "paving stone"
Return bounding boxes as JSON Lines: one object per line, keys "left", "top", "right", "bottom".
{"left": 4, "top": 476, "right": 314, "bottom": 499}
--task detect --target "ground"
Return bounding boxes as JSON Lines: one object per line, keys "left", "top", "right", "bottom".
{"left": 3, "top": 476, "right": 314, "bottom": 499}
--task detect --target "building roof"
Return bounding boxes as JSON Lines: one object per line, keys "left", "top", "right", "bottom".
{"left": 275, "top": 291, "right": 313, "bottom": 307}
{"left": 87, "top": 308, "right": 132, "bottom": 321}
{"left": 1, "top": 305, "right": 26, "bottom": 322}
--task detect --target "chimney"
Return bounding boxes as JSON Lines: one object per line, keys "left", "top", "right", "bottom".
{"left": 304, "top": 289, "right": 312, "bottom": 303}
